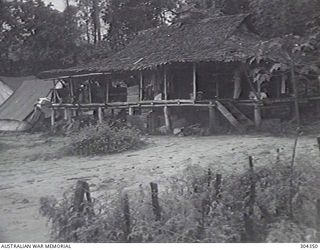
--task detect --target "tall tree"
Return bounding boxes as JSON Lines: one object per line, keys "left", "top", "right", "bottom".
{"left": 102, "top": 0, "right": 176, "bottom": 50}
{"left": 92, "top": 0, "right": 101, "bottom": 43}
{"left": 76, "top": 0, "right": 92, "bottom": 43}
{"left": 76, "top": 0, "right": 102, "bottom": 44}
{"left": 0, "top": 0, "right": 83, "bottom": 75}
{"left": 248, "top": 0, "right": 320, "bottom": 38}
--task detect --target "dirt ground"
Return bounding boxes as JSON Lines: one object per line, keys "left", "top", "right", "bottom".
{"left": 0, "top": 132, "right": 319, "bottom": 242}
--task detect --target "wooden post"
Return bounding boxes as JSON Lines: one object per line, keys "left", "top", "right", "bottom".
{"left": 192, "top": 63, "right": 197, "bottom": 101}
{"left": 215, "top": 174, "right": 222, "bottom": 198}
{"left": 150, "top": 182, "right": 161, "bottom": 221}
{"left": 52, "top": 79, "right": 57, "bottom": 103}
{"left": 281, "top": 74, "right": 287, "bottom": 95}
{"left": 209, "top": 103, "right": 218, "bottom": 134}
{"left": 248, "top": 156, "right": 255, "bottom": 217}
{"left": 88, "top": 80, "right": 92, "bottom": 103}
{"left": 164, "top": 106, "right": 171, "bottom": 133}
{"left": 73, "top": 180, "right": 91, "bottom": 213}
{"left": 317, "top": 137, "right": 320, "bottom": 153}
{"left": 128, "top": 106, "right": 134, "bottom": 116}
{"left": 122, "top": 192, "right": 131, "bottom": 241}
{"left": 105, "top": 75, "right": 110, "bottom": 104}
{"left": 164, "top": 66, "right": 168, "bottom": 100}
{"left": 63, "top": 108, "right": 69, "bottom": 121}
{"left": 207, "top": 168, "right": 212, "bottom": 187}
{"left": 243, "top": 156, "right": 256, "bottom": 242}
{"left": 276, "top": 148, "right": 280, "bottom": 162}
{"left": 98, "top": 107, "right": 103, "bottom": 123}
{"left": 69, "top": 77, "right": 74, "bottom": 102}
{"left": 254, "top": 104, "right": 262, "bottom": 129}
{"left": 139, "top": 71, "right": 143, "bottom": 101}
{"left": 50, "top": 108, "right": 55, "bottom": 128}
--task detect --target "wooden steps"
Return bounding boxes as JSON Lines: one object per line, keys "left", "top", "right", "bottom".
{"left": 215, "top": 100, "right": 254, "bottom": 132}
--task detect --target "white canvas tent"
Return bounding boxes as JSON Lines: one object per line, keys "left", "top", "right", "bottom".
{"left": 0, "top": 78, "right": 53, "bottom": 131}
{"left": 0, "top": 76, "right": 36, "bottom": 106}
{"left": 0, "top": 80, "right": 13, "bottom": 105}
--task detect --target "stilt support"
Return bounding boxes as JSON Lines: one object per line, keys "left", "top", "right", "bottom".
{"left": 192, "top": 63, "right": 197, "bottom": 101}
{"left": 254, "top": 104, "right": 262, "bottom": 129}
{"left": 164, "top": 106, "right": 171, "bottom": 133}
{"left": 98, "top": 107, "right": 103, "bottom": 124}
{"left": 129, "top": 107, "right": 134, "bottom": 116}
{"left": 63, "top": 108, "right": 68, "bottom": 120}
{"left": 51, "top": 109, "right": 55, "bottom": 128}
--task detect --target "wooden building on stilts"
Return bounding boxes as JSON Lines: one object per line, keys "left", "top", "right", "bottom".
{"left": 38, "top": 13, "right": 320, "bottom": 134}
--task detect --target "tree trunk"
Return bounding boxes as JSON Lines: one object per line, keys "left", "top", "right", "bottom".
{"left": 92, "top": 0, "right": 101, "bottom": 44}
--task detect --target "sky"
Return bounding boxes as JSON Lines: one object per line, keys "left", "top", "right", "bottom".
{"left": 43, "top": 0, "right": 67, "bottom": 11}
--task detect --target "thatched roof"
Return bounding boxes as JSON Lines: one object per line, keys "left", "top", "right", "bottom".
{"left": 39, "top": 13, "right": 263, "bottom": 79}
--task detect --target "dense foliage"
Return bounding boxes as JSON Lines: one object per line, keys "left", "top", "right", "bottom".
{"left": 1, "top": 0, "right": 319, "bottom": 76}
{"left": 65, "top": 121, "right": 143, "bottom": 156}
{"left": 0, "top": 1, "right": 81, "bottom": 74}
{"left": 102, "top": 0, "right": 176, "bottom": 50}
{"left": 40, "top": 155, "right": 320, "bottom": 242}
{"left": 248, "top": 0, "right": 320, "bottom": 38}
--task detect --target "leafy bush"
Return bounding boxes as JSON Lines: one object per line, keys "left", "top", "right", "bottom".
{"left": 40, "top": 157, "right": 320, "bottom": 243}
{"left": 65, "top": 121, "right": 143, "bottom": 156}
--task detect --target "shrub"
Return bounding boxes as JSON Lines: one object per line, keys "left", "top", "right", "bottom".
{"left": 40, "top": 158, "right": 320, "bottom": 243}
{"left": 65, "top": 121, "right": 143, "bottom": 156}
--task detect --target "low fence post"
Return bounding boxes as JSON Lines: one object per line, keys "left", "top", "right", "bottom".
{"left": 276, "top": 148, "right": 280, "bottom": 162}
{"left": 215, "top": 174, "right": 222, "bottom": 199}
{"left": 243, "top": 156, "right": 256, "bottom": 242}
{"left": 122, "top": 192, "right": 131, "bottom": 242}
{"left": 98, "top": 107, "right": 104, "bottom": 124}
{"left": 150, "top": 182, "right": 161, "bottom": 221}
{"left": 207, "top": 168, "right": 212, "bottom": 187}
{"left": 73, "top": 180, "right": 91, "bottom": 213}
{"left": 248, "top": 156, "right": 255, "bottom": 217}
{"left": 50, "top": 108, "right": 55, "bottom": 131}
